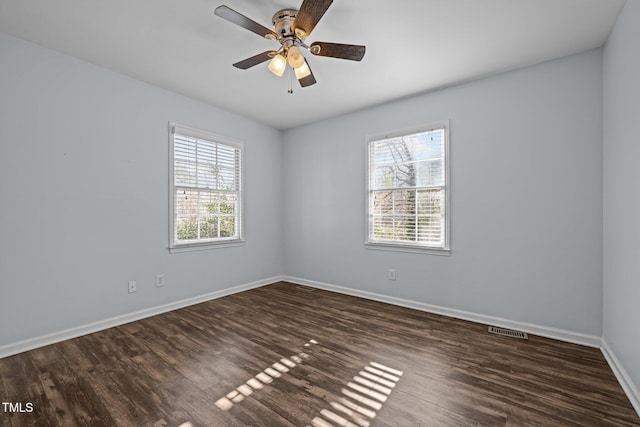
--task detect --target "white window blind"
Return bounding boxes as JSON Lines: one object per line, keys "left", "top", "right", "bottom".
{"left": 170, "top": 124, "right": 243, "bottom": 250}
{"left": 367, "top": 122, "right": 450, "bottom": 253}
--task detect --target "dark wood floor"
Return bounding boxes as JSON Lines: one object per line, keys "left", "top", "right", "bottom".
{"left": 1, "top": 281, "right": 638, "bottom": 426}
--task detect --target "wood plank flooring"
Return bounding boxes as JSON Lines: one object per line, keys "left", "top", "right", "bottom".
{"left": 1, "top": 281, "right": 638, "bottom": 426}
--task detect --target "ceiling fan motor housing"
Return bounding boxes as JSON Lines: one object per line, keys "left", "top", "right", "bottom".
{"left": 272, "top": 9, "right": 299, "bottom": 39}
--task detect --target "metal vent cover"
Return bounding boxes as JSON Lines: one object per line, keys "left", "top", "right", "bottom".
{"left": 488, "top": 326, "right": 528, "bottom": 339}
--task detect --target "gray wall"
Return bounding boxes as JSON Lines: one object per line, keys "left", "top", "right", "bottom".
{"left": 603, "top": 0, "right": 640, "bottom": 399}
{"left": 283, "top": 49, "right": 604, "bottom": 336}
{"left": 0, "top": 34, "right": 284, "bottom": 345}
{"left": 0, "top": 27, "right": 616, "bottom": 350}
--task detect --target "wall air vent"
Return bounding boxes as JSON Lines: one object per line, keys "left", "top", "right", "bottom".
{"left": 488, "top": 326, "right": 528, "bottom": 339}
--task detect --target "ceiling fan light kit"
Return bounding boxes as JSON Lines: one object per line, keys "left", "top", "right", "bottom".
{"left": 294, "top": 60, "right": 312, "bottom": 79}
{"left": 287, "top": 45, "right": 305, "bottom": 68}
{"left": 268, "top": 53, "right": 287, "bottom": 77}
{"left": 214, "top": 0, "right": 366, "bottom": 90}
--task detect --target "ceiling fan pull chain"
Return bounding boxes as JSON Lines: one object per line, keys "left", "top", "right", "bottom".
{"left": 288, "top": 66, "right": 294, "bottom": 94}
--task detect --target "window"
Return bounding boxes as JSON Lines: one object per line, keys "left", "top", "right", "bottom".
{"left": 366, "top": 121, "right": 450, "bottom": 254}
{"left": 169, "top": 123, "right": 243, "bottom": 252}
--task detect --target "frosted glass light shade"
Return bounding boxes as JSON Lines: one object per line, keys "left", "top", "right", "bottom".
{"left": 268, "top": 54, "right": 286, "bottom": 77}
{"left": 294, "top": 61, "right": 311, "bottom": 79}
{"left": 287, "top": 45, "right": 305, "bottom": 68}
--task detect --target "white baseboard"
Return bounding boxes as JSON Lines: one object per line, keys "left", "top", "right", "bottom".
{"left": 283, "top": 275, "right": 602, "bottom": 348}
{"left": 601, "top": 340, "right": 640, "bottom": 416}
{"left": 0, "top": 276, "right": 283, "bottom": 359}
{"left": 2, "top": 275, "right": 638, "bottom": 418}
{"left": 287, "top": 275, "right": 640, "bottom": 417}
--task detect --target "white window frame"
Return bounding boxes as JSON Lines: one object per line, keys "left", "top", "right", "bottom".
{"left": 365, "top": 120, "right": 450, "bottom": 255}
{"left": 169, "top": 122, "right": 244, "bottom": 253}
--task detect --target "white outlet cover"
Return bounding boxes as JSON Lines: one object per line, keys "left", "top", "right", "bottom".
{"left": 156, "top": 274, "right": 165, "bottom": 287}
{"left": 128, "top": 280, "right": 137, "bottom": 293}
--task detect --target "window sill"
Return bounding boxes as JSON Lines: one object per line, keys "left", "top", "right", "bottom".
{"left": 365, "top": 242, "right": 450, "bottom": 256}
{"left": 170, "top": 239, "right": 245, "bottom": 253}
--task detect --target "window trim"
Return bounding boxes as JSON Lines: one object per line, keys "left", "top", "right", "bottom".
{"left": 364, "top": 120, "right": 450, "bottom": 255}
{"left": 168, "top": 122, "right": 244, "bottom": 253}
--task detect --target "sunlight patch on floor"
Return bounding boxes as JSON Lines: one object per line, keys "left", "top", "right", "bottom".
{"left": 308, "top": 361, "right": 403, "bottom": 427}
{"left": 214, "top": 339, "right": 319, "bottom": 411}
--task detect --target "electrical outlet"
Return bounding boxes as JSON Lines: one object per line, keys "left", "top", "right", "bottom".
{"left": 388, "top": 269, "right": 396, "bottom": 281}
{"left": 156, "top": 274, "right": 165, "bottom": 287}
{"left": 128, "top": 280, "right": 137, "bottom": 293}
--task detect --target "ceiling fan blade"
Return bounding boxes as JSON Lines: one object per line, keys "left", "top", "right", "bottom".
{"left": 310, "top": 42, "right": 366, "bottom": 61}
{"left": 214, "top": 5, "right": 277, "bottom": 39}
{"left": 292, "top": 0, "right": 333, "bottom": 38}
{"left": 298, "top": 59, "right": 317, "bottom": 87}
{"left": 233, "top": 50, "right": 278, "bottom": 70}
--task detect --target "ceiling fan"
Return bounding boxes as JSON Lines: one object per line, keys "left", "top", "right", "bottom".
{"left": 214, "top": 0, "right": 366, "bottom": 89}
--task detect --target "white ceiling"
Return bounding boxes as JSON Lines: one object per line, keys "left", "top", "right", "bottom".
{"left": 0, "top": 0, "right": 625, "bottom": 130}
